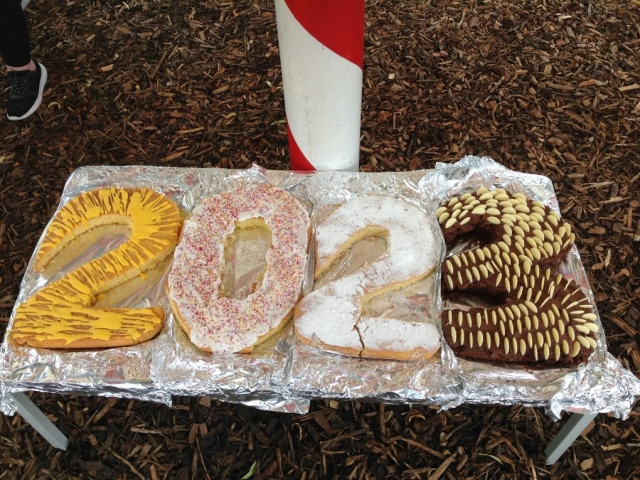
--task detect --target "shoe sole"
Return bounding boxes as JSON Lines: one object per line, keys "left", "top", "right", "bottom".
{"left": 7, "top": 63, "right": 48, "bottom": 121}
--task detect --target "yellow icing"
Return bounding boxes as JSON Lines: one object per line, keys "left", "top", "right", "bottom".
{"left": 11, "top": 188, "right": 182, "bottom": 348}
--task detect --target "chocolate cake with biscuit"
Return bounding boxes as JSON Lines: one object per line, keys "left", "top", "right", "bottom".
{"left": 438, "top": 187, "right": 599, "bottom": 367}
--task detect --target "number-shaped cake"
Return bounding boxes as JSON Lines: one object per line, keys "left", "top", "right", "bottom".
{"left": 11, "top": 188, "right": 183, "bottom": 349}
{"left": 167, "top": 183, "right": 310, "bottom": 353}
{"left": 438, "top": 187, "right": 599, "bottom": 366}
{"left": 294, "top": 196, "right": 441, "bottom": 361}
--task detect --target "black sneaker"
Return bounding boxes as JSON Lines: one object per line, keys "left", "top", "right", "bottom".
{"left": 7, "top": 62, "right": 48, "bottom": 121}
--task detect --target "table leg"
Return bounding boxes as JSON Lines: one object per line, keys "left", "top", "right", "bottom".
{"left": 7, "top": 392, "right": 68, "bottom": 450}
{"left": 544, "top": 413, "right": 597, "bottom": 465}
{"left": 22, "top": 0, "right": 31, "bottom": 9}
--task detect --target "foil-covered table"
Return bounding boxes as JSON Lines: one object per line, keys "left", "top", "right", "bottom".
{"left": 1, "top": 158, "right": 638, "bottom": 419}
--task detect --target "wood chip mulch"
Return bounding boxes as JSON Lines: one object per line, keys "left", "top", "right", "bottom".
{"left": 1, "top": 0, "right": 639, "bottom": 478}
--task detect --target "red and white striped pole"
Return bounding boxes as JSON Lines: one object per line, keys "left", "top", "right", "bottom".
{"left": 275, "top": 0, "right": 365, "bottom": 172}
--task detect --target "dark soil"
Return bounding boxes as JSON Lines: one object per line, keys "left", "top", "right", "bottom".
{"left": 1, "top": 0, "right": 639, "bottom": 478}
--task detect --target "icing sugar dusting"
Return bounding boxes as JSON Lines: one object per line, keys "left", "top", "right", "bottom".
{"left": 295, "top": 196, "right": 441, "bottom": 358}
{"left": 359, "top": 318, "right": 440, "bottom": 354}
{"left": 295, "top": 283, "right": 363, "bottom": 352}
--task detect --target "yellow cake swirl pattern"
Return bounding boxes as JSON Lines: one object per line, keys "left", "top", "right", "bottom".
{"left": 10, "top": 188, "right": 182, "bottom": 349}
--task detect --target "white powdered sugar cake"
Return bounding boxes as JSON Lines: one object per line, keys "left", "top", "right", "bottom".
{"left": 294, "top": 195, "right": 441, "bottom": 361}
{"left": 359, "top": 317, "right": 441, "bottom": 359}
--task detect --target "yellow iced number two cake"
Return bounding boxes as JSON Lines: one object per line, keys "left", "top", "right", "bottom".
{"left": 10, "top": 187, "right": 182, "bottom": 349}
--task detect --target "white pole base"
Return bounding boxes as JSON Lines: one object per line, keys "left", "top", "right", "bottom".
{"left": 275, "top": 0, "right": 363, "bottom": 171}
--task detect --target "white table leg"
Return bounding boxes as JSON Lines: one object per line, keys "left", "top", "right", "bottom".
{"left": 544, "top": 413, "right": 597, "bottom": 465}
{"left": 7, "top": 392, "right": 68, "bottom": 450}
{"left": 21, "top": 0, "right": 31, "bottom": 9}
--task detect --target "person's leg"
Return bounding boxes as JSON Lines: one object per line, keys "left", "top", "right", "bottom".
{"left": 0, "top": 0, "right": 33, "bottom": 69}
{"left": 0, "top": 0, "right": 47, "bottom": 121}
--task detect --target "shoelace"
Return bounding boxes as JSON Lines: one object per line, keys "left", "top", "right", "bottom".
{"left": 9, "top": 73, "right": 28, "bottom": 96}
